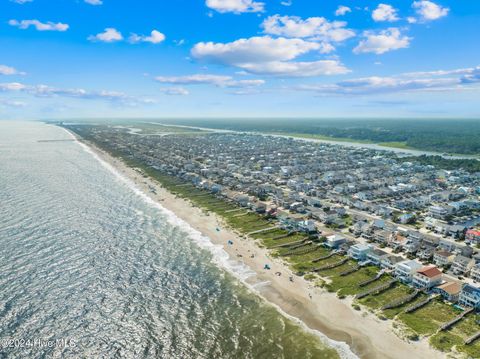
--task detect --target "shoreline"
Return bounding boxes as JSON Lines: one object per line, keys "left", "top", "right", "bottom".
{"left": 67, "top": 131, "right": 446, "bottom": 359}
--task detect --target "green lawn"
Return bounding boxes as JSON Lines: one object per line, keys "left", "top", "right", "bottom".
{"left": 358, "top": 283, "right": 415, "bottom": 310}
{"left": 398, "top": 299, "right": 462, "bottom": 336}
{"left": 251, "top": 228, "right": 288, "bottom": 240}
{"left": 430, "top": 313, "right": 480, "bottom": 357}
{"left": 325, "top": 266, "right": 380, "bottom": 296}
{"left": 261, "top": 233, "right": 309, "bottom": 249}
{"left": 382, "top": 293, "right": 429, "bottom": 319}
{"left": 316, "top": 260, "right": 355, "bottom": 277}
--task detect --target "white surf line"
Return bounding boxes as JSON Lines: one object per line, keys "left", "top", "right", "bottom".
{"left": 62, "top": 127, "right": 359, "bottom": 359}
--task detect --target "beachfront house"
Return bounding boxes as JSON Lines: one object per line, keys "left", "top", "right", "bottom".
{"left": 235, "top": 194, "right": 250, "bottom": 207}
{"left": 348, "top": 244, "right": 372, "bottom": 261}
{"left": 434, "top": 281, "right": 462, "bottom": 302}
{"left": 394, "top": 260, "right": 423, "bottom": 283}
{"left": 325, "top": 234, "right": 347, "bottom": 249}
{"left": 252, "top": 201, "right": 267, "bottom": 214}
{"left": 381, "top": 255, "right": 404, "bottom": 270}
{"left": 458, "top": 284, "right": 480, "bottom": 309}
{"left": 298, "top": 219, "right": 317, "bottom": 233}
{"left": 367, "top": 248, "right": 389, "bottom": 266}
{"left": 412, "top": 266, "right": 443, "bottom": 289}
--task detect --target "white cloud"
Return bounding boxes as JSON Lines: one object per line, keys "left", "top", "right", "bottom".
{"left": 192, "top": 36, "right": 320, "bottom": 64}
{"left": 335, "top": 6, "right": 351, "bottom": 16}
{"left": 238, "top": 60, "right": 350, "bottom": 77}
{"left": 0, "top": 65, "right": 25, "bottom": 76}
{"left": 261, "top": 15, "right": 355, "bottom": 43}
{"left": 10, "top": 0, "right": 33, "bottom": 4}
{"left": 88, "top": 28, "right": 123, "bottom": 42}
{"left": 156, "top": 74, "right": 232, "bottom": 85}
{"left": 318, "top": 42, "right": 336, "bottom": 54}
{"left": 155, "top": 74, "right": 265, "bottom": 88}
{"left": 8, "top": 19, "right": 69, "bottom": 31}
{"left": 412, "top": 1, "right": 449, "bottom": 21}
{"left": 228, "top": 88, "right": 262, "bottom": 95}
{"left": 0, "top": 98, "right": 26, "bottom": 108}
{"left": 353, "top": 28, "right": 411, "bottom": 55}
{"left": 192, "top": 36, "right": 350, "bottom": 77}
{"left": 295, "top": 66, "right": 480, "bottom": 95}
{"left": 372, "top": 4, "right": 399, "bottom": 22}
{"left": 0, "top": 82, "right": 153, "bottom": 105}
{"left": 0, "top": 82, "right": 27, "bottom": 91}
{"left": 160, "top": 87, "right": 190, "bottom": 96}
{"left": 401, "top": 67, "right": 479, "bottom": 78}
{"left": 129, "top": 30, "right": 166, "bottom": 44}
{"left": 85, "top": 0, "right": 102, "bottom": 5}
{"left": 205, "top": 0, "right": 264, "bottom": 14}
{"left": 280, "top": 0, "right": 292, "bottom": 6}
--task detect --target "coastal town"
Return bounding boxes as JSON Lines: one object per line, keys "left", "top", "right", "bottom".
{"left": 66, "top": 123, "right": 480, "bottom": 357}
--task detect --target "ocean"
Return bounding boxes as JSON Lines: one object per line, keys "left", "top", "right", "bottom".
{"left": 0, "top": 121, "right": 346, "bottom": 359}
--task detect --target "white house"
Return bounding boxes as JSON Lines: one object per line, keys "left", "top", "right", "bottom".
{"left": 459, "top": 284, "right": 480, "bottom": 309}
{"left": 325, "top": 234, "right": 347, "bottom": 249}
{"left": 394, "top": 260, "right": 423, "bottom": 283}
{"left": 412, "top": 266, "right": 443, "bottom": 289}
{"left": 471, "top": 263, "right": 480, "bottom": 282}
{"left": 367, "top": 248, "right": 389, "bottom": 266}
{"left": 348, "top": 244, "right": 372, "bottom": 261}
{"left": 434, "top": 281, "right": 462, "bottom": 302}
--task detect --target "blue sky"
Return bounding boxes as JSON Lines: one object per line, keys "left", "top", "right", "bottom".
{"left": 0, "top": 0, "right": 479, "bottom": 119}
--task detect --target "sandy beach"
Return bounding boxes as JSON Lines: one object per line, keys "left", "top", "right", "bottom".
{"left": 78, "top": 136, "right": 446, "bottom": 359}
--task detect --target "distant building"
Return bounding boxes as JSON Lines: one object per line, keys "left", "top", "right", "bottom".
{"left": 470, "top": 263, "right": 480, "bottom": 282}
{"left": 428, "top": 205, "right": 450, "bottom": 219}
{"left": 466, "top": 229, "right": 480, "bottom": 244}
{"left": 451, "top": 255, "right": 475, "bottom": 276}
{"left": 433, "top": 250, "right": 455, "bottom": 267}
